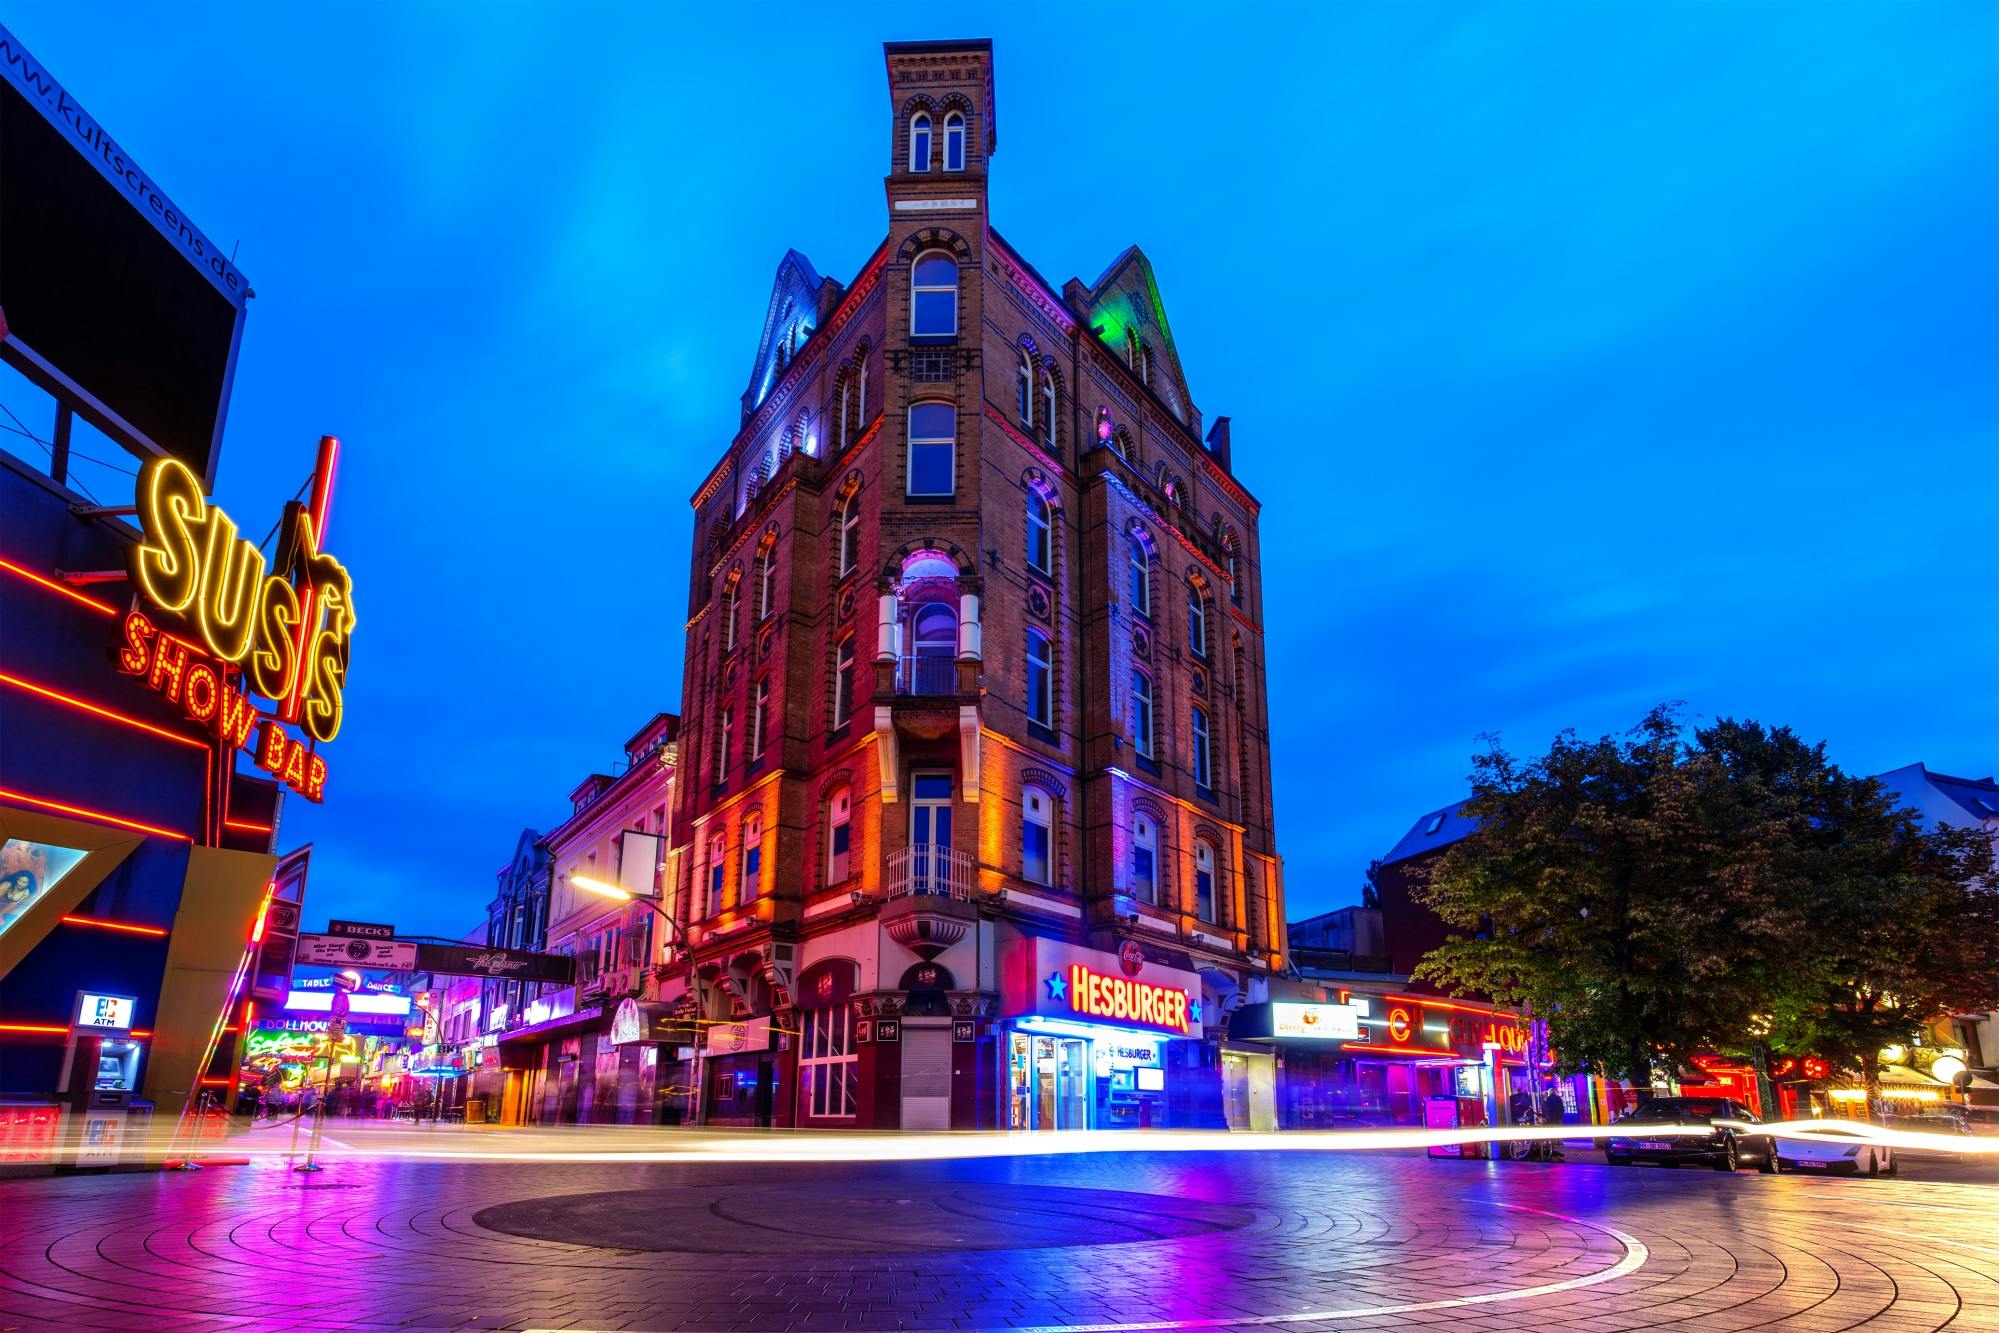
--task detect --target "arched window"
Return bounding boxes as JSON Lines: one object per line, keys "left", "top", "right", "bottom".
{"left": 907, "top": 401, "right": 955, "bottom": 496}
{"left": 1224, "top": 531, "right": 1241, "bottom": 605}
{"left": 1192, "top": 706, "right": 1212, "bottom": 791}
{"left": 750, "top": 676, "right": 770, "bottom": 758}
{"left": 1127, "top": 534, "right": 1151, "bottom": 617}
{"left": 855, "top": 347, "right": 869, "bottom": 426}
{"left": 943, "top": 110, "right": 966, "bottom": 171}
{"left": 910, "top": 251, "right": 957, "bottom": 337}
{"left": 1125, "top": 329, "right": 1139, "bottom": 369}
{"left": 827, "top": 786, "right": 853, "bottom": 884}
{"left": 1141, "top": 343, "right": 1156, "bottom": 388}
{"left": 909, "top": 112, "right": 932, "bottom": 172}
{"left": 912, "top": 602, "right": 957, "bottom": 660}
{"left": 838, "top": 491, "right": 861, "bottom": 576}
{"left": 1016, "top": 348, "right": 1033, "bottom": 425}
{"left": 833, "top": 634, "right": 856, "bottom": 729}
{"left": 741, "top": 812, "right": 763, "bottom": 902}
{"left": 1131, "top": 669, "right": 1155, "bottom": 759}
{"left": 1041, "top": 372, "right": 1058, "bottom": 449}
{"left": 757, "top": 546, "right": 776, "bottom": 620}
{"left": 1195, "top": 840, "right": 1217, "bottom": 922}
{"left": 836, "top": 371, "right": 852, "bottom": 451}
{"left": 715, "top": 707, "right": 733, "bottom": 785}
{"left": 706, "top": 832, "right": 727, "bottom": 916}
{"left": 1022, "top": 785, "right": 1053, "bottom": 885}
{"left": 1132, "top": 812, "right": 1157, "bottom": 904}
{"left": 721, "top": 576, "right": 740, "bottom": 653}
{"left": 1025, "top": 489, "right": 1052, "bottom": 575}
{"left": 1026, "top": 628, "right": 1053, "bottom": 728}
{"left": 1188, "top": 584, "right": 1208, "bottom": 659}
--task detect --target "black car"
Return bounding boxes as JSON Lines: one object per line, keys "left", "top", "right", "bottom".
{"left": 1605, "top": 1097, "right": 1778, "bottom": 1172}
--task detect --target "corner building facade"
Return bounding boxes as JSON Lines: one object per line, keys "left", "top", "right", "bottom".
{"left": 668, "top": 40, "right": 1284, "bottom": 1131}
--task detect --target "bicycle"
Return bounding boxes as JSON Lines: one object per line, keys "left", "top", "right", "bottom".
{"left": 1506, "top": 1108, "right": 1564, "bottom": 1163}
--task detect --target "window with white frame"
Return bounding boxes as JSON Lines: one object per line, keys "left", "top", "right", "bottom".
{"left": 943, "top": 110, "right": 966, "bottom": 171}
{"left": 833, "top": 635, "right": 856, "bottom": 729}
{"left": 1025, "top": 488, "right": 1052, "bottom": 575}
{"left": 1195, "top": 839, "right": 1217, "bottom": 922}
{"left": 907, "top": 402, "right": 954, "bottom": 496}
{"left": 1127, "top": 534, "right": 1151, "bottom": 616}
{"left": 827, "top": 787, "right": 852, "bottom": 883}
{"left": 1016, "top": 348, "right": 1033, "bottom": 425}
{"left": 706, "top": 835, "right": 726, "bottom": 916}
{"left": 1041, "top": 372, "right": 1057, "bottom": 449}
{"left": 909, "top": 112, "right": 932, "bottom": 172}
{"left": 1026, "top": 628, "right": 1053, "bottom": 728}
{"left": 801, "top": 1003, "right": 857, "bottom": 1117}
{"left": 910, "top": 251, "right": 957, "bottom": 337}
{"left": 715, "top": 707, "right": 732, "bottom": 784}
{"left": 1131, "top": 669, "right": 1155, "bottom": 759}
{"left": 750, "top": 677, "right": 770, "bottom": 758}
{"left": 741, "top": 813, "right": 762, "bottom": 902}
{"left": 1132, "top": 813, "right": 1157, "bottom": 904}
{"left": 757, "top": 547, "right": 776, "bottom": 619}
{"left": 838, "top": 492, "right": 860, "bottom": 576}
{"left": 1188, "top": 585, "right": 1208, "bottom": 658}
{"left": 1192, "top": 706, "right": 1212, "bottom": 790}
{"left": 721, "top": 578, "right": 740, "bottom": 652}
{"left": 1022, "top": 785, "right": 1053, "bottom": 885}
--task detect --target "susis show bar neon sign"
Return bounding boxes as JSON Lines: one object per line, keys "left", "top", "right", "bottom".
{"left": 1065, "top": 965, "right": 1191, "bottom": 1035}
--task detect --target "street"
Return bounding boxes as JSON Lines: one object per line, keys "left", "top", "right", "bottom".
{"left": 2, "top": 1136, "right": 1995, "bottom": 1331}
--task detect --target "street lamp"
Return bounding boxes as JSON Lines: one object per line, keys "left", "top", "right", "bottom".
{"left": 570, "top": 874, "right": 685, "bottom": 950}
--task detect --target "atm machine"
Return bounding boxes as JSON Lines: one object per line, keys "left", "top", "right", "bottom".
{"left": 57, "top": 991, "right": 146, "bottom": 1167}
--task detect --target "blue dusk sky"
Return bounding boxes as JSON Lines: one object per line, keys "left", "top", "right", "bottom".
{"left": 6, "top": 3, "right": 1994, "bottom": 938}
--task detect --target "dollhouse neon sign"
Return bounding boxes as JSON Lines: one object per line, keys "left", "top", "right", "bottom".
{"left": 1062, "top": 964, "right": 1190, "bottom": 1035}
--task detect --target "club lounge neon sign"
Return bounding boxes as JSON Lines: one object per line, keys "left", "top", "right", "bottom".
{"left": 1064, "top": 964, "right": 1191, "bottom": 1035}
{"left": 117, "top": 454, "right": 355, "bottom": 801}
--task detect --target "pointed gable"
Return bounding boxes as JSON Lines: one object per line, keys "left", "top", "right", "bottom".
{"left": 1079, "top": 245, "right": 1197, "bottom": 432}
{"left": 742, "top": 250, "right": 833, "bottom": 415}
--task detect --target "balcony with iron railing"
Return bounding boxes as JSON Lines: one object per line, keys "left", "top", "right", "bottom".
{"left": 894, "top": 654, "right": 961, "bottom": 697}
{"left": 882, "top": 843, "right": 979, "bottom": 900}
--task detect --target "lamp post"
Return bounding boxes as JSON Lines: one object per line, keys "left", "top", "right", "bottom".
{"left": 569, "top": 874, "right": 697, "bottom": 1125}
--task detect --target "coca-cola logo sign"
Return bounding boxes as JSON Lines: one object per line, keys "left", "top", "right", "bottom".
{"left": 1118, "top": 941, "right": 1145, "bottom": 976}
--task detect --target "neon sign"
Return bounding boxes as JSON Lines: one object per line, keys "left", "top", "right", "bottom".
{"left": 1063, "top": 964, "right": 1191, "bottom": 1035}
{"left": 128, "top": 455, "right": 354, "bottom": 743}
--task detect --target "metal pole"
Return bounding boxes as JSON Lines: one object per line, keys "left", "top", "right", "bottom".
{"left": 296, "top": 1051, "right": 334, "bottom": 1172}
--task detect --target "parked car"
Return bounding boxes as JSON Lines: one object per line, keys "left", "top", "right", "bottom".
{"left": 1773, "top": 1127, "right": 1895, "bottom": 1176}
{"left": 1605, "top": 1096, "right": 1778, "bottom": 1172}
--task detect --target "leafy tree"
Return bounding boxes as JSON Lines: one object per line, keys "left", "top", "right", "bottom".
{"left": 1413, "top": 706, "right": 1999, "bottom": 1102}
{"left": 1360, "top": 858, "right": 1382, "bottom": 911}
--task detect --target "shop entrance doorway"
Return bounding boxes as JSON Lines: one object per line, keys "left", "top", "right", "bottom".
{"left": 1008, "top": 1033, "right": 1088, "bottom": 1129}
{"left": 1222, "top": 1049, "right": 1276, "bottom": 1131}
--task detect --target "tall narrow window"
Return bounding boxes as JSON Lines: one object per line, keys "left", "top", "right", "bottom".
{"left": 1188, "top": 586, "right": 1208, "bottom": 658}
{"left": 1022, "top": 786, "right": 1052, "bottom": 885}
{"left": 827, "top": 787, "right": 853, "bottom": 883}
{"left": 838, "top": 492, "right": 860, "bottom": 576}
{"left": 833, "top": 635, "right": 856, "bottom": 729}
{"left": 1041, "top": 372, "right": 1057, "bottom": 449}
{"left": 1127, "top": 535, "right": 1151, "bottom": 616}
{"left": 1026, "top": 490, "right": 1052, "bottom": 575}
{"left": 1141, "top": 343, "right": 1156, "bottom": 388}
{"left": 1131, "top": 670, "right": 1155, "bottom": 758}
{"left": 707, "top": 835, "right": 727, "bottom": 916}
{"left": 750, "top": 677, "right": 770, "bottom": 758}
{"left": 721, "top": 579, "right": 739, "bottom": 652}
{"left": 907, "top": 402, "right": 955, "bottom": 496}
{"left": 837, "top": 373, "right": 852, "bottom": 450}
{"left": 943, "top": 110, "right": 966, "bottom": 171}
{"left": 741, "top": 813, "right": 763, "bottom": 902}
{"left": 856, "top": 351, "right": 868, "bottom": 426}
{"left": 909, "top": 112, "right": 932, "bottom": 172}
{"left": 801, "top": 1002, "right": 857, "bottom": 1117}
{"left": 1126, "top": 329, "right": 1140, "bottom": 369}
{"left": 715, "top": 707, "right": 732, "bottom": 784}
{"left": 1132, "top": 813, "right": 1157, "bottom": 904}
{"left": 1026, "top": 629, "right": 1053, "bottom": 728}
{"left": 910, "top": 251, "right": 957, "bottom": 337}
{"left": 1195, "top": 840, "right": 1217, "bottom": 922}
{"left": 1192, "top": 706, "right": 1212, "bottom": 790}
{"left": 1225, "top": 534, "right": 1241, "bottom": 605}
{"left": 1016, "top": 349, "right": 1033, "bottom": 425}
{"left": 757, "top": 547, "right": 776, "bottom": 620}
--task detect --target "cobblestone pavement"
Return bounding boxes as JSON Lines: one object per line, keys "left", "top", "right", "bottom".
{"left": 2, "top": 1146, "right": 1995, "bottom": 1332}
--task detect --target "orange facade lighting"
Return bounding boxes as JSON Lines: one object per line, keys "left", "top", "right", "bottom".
{"left": 223, "top": 818, "right": 272, "bottom": 833}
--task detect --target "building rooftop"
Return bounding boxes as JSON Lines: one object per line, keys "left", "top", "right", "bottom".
{"left": 1380, "top": 800, "right": 1478, "bottom": 866}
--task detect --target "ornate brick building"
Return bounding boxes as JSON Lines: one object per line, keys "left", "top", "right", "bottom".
{"left": 667, "top": 39, "right": 1284, "bottom": 1130}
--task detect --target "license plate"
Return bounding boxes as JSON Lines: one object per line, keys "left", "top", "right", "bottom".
{"left": 1638, "top": 1141, "right": 1670, "bottom": 1150}
{"left": 1797, "top": 1159, "right": 1825, "bottom": 1168}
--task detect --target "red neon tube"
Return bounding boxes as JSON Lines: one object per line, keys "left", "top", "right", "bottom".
{"left": 0, "top": 555, "right": 117, "bottom": 616}
{"left": 0, "top": 672, "right": 208, "bottom": 749}
{"left": 0, "top": 788, "right": 191, "bottom": 840}
{"left": 59, "top": 915, "right": 169, "bottom": 937}
{"left": 223, "top": 818, "right": 272, "bottom": 833}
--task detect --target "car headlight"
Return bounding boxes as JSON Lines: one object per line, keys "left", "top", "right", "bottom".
{"left": 1842, "top": 1146, "right": 1862, "bottom": 1157}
